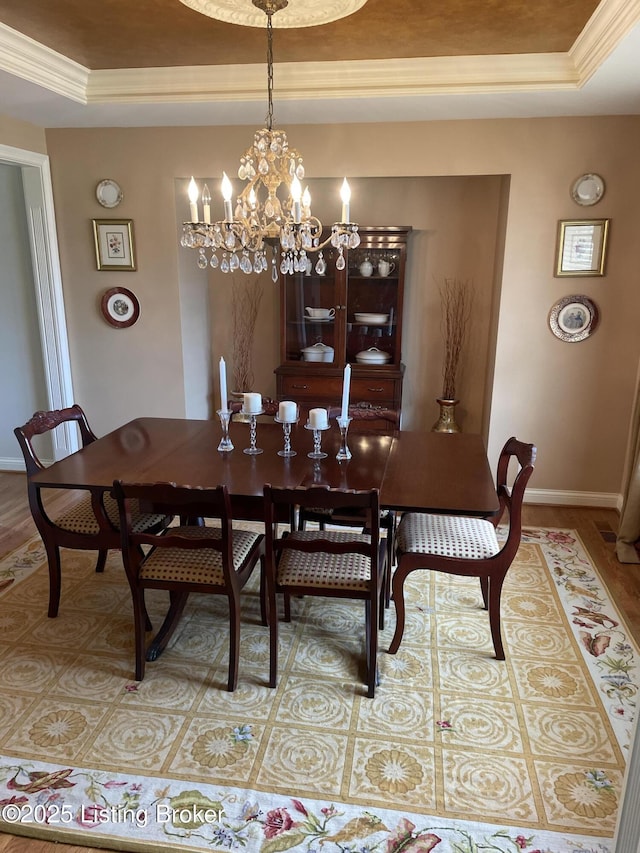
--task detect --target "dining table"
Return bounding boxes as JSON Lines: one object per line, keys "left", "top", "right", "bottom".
{"left": 30, "top": 416, "right": 499, "bottom": 659}
{"left": 31, "top": 416, "right": 500, "bottom": 517}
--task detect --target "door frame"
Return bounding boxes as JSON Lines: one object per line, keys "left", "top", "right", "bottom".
{"left": 0, "top": 143, "right": 77, "bottom": 461}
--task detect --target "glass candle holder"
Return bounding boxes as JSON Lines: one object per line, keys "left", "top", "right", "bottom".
{"left": 274, "top": 412, "right": 298, "bottom": 457}
{"left": 242, "top": 409, "right": 264, "bottom": 455}
{"left": 336, "top": 416, "right": 352, "bottom": 461}
{"left": 217, "top": 409, "right": 234, "bottom": 452}
{"left": 305, "top": 422, "right": 329, "bottom": 459}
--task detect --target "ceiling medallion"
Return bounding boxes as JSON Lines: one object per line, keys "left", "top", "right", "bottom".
{"left": 177, "top": 0, "right": 368, "bottom": 28}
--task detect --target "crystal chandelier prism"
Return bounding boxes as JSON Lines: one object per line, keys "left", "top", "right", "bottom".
{"left": 180, "top": 0, "right": 360, "bottom": 281}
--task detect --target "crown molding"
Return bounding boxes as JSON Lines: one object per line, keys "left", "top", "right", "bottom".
{"left": 87, "top": 53, "right": 578, "bottom": 105}
{"left": 2, "top": 1, "right": 635, "bottom": 110}
{"left": 571, "top": 0, "right": 640, "bottom": 83}
{"left": 0, "top": 23, "right": 88, "bottom": 103}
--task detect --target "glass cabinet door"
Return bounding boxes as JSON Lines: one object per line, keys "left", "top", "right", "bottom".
{"left": 281, "top": 245, "right": 343, "bottom": 364}
{"left": 346, "top": 241, "right": 404, "bottom": 367}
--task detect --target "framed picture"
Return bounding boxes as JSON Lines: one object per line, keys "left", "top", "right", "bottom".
{"left": 101, "top": 287, "right": 140, "bottom": 328}
{"left": 92, "top": 219, "right": 136, "bottom": 270}
{"left": 548, "top": 294, "right": 598, "bottom": 342}
{"left": 555, "top": 219, "right": 609, "bottom": 277}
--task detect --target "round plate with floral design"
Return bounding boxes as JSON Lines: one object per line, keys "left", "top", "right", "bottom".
{"left": 570, "top": 173, "right": 605, "bottom": 206}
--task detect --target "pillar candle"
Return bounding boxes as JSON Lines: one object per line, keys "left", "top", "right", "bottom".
{"left": 278, "top": 401, "right": 297, "bottom": 423}
{"left": 219, "top": 356, "right": 228, "bottom": 412}
{"left": 340, "top": 363, "right": 351, "bottom": 421}
{"left": 309, "top": 408, "right": 328, "bottom": 429}
{"left": 243, "top": 392, "right": 262, "bottom": 414}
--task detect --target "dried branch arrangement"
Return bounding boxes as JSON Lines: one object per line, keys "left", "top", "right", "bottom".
{"left": 439, "top": 277, "right": 473, "bottom": 401}
{"left": 231, "top": 275, "right": 264, "bottom": 393}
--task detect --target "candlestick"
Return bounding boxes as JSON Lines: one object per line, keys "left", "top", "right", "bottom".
{"left": 243, "top": 410, "right": 264, "bottom": 455}
{"left": 275, "top": 409, "right": 298, "bottom": 457}
{"left": 217, "top": 409, "right": 233, "bottom": 452}
{"left": 305, "top": 420, "right": 329, "bottom": 459}
{"left": 219, "top": 356, "right": 228, "bottom": 412}
{"left": 340, "top": 364, "right": 351, "bottom": 422}
{"left": 336, "top": 416, "right": 352, "bottom": 461}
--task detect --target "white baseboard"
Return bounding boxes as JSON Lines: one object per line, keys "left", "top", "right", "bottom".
{"left": 0, "top": 457, "right": 26, "bottom": 472}
{"left": 525, "top": 488, "right": 621, "bottom": 510}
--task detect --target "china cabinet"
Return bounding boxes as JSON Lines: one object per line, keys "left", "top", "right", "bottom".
{"left": 275, "top": 226, "right": 411, "bottom": 426}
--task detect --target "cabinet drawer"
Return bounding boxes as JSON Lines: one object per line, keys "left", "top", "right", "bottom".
{"left": 350, "top": 377, "right": 396, "bottom": 401}
{"left": 280, "top": 375, "right": 343, "bottom": 399}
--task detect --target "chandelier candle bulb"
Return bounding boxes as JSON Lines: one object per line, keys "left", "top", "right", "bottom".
{"left": 188, "top": 177, "right": 199, "bottom": 222}
{"left": 340, "top": 178, "right": 351, "bottom": 223}
{"left": 291, "top": 176, "right": 302, "bottom": 224}
{"left": 219, "top": 356, "right": 228, "bottom": 412}
{"left": 278, "top": 401, "right": 297, "bottom": 423}
{"left": 243, "top": 392, "right": 262, "bottom": 414}
{"left": 221, "top": 172, "right": 234, "bottom": 222}
{"left": 340, "top": 363, "right": 351, "bottom": 421}
{"left": 202, "top": 184, "right": 211, "bottom": 224}
{"left": 309, "top": 408, "right": 328, "bottom": 430}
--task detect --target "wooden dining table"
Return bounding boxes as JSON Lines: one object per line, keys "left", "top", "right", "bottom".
{"left": 31, "top": 416, "right": 500, "bottom": 517}
{"left": 31, "top": 416, "right": 499, "bottom": 660}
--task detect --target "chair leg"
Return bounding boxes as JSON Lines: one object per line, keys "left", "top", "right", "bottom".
{"left": 259, "top": 560, "right": 268, "bottom": 627}
{"left": 268, "top": 577, "right": 278, "bottom": 689}
{"left": 366, "top": 597, "right": 379, "bottom": 698}
{"left": 95, "top": 549, "right": 108, "bottom": 573}
{"left": 488, "top": 575, "right": 506, "bottom": 660}
{"left": 227, "top": 595, "right": 241, "bottom": 692}
{"left": 133, "top": 590, "right": 147, "bottom": 681}
{"left": 43, "top": 539, "right": 62, "bottom": 618}
{"left": 388, "top": 561, "right": 412, "bottom": 654}
{"left": 479, "top": 576, "right": 489, "bottom": 610}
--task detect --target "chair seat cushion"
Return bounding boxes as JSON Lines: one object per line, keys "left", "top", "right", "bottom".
{"left": 397, "top": 513, "right": 500, "bottom": 560}
{"left": 141, "top": 527, "right": 261, "bottom": 584}
{"left": 277, "top": 530, "right": 373, "bottom": 591}
{"left": 55, "top": 493, "right": 166, "bottom": 536}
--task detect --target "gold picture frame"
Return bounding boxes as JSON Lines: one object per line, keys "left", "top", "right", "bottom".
{"left": 92, "top": 219, "right": 136, "bottom": 271}
{"left": 555, "top": 219, "right": 609, "bottom": 277}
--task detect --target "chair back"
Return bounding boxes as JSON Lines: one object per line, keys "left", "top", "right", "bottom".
{"left": 264, "top": 484, "right": 381, "bottom": 569}
{"left": 14, "top": 404, "right": 97, "bottom": 476}
{"left": 493, "top": 436, "right": 536, "bottom": 560}
{"left": 112, "top": 481, "right": 237, "bottom": 588}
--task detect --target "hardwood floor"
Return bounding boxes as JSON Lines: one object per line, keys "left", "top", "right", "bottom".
{"left": 1, "top": 471, "right": 639, "bottom": 852}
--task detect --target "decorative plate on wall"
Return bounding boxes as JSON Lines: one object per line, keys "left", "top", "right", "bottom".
{"left": 548, "top": 294, "right": 598, "bottom": 342}
{"left": 96, "top": 179, "right": 123, "bottom": 208}
{"left": 570, "top": 173, "right": 605, "bottom": 206}
{"left": 101, "top": 287, "right": 140, "bottom": 328}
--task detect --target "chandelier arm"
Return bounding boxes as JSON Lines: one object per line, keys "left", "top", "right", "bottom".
{"left": 266, "top": 11, "right": 274, "bottom": 131}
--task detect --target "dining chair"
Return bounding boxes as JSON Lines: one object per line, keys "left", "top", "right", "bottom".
{"left": 388, "top": 436, "right": 536, "bottom": 660}
{"left": 14, "top": 404, "right": 170, "bottom": 618}
{"left": 113, "top": 480, "right": 265, "bottom": 690}
{"left": 297, "top": 404, "right": 400, "bottom": 583}
{"left": 263, "top": 483, "right": 387, "bottom": 698}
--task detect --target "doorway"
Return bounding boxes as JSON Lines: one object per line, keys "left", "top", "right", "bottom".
{"left": 0, "top": 143, "right": 77, "bottom": 467}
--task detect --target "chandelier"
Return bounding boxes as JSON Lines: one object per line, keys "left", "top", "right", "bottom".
{"left": 180, "top": 0, "right": 360, "bottom": 281}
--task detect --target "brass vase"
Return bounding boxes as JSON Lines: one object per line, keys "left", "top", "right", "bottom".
{"left": 431, "top": 398, "right": 461, "bottom": 433}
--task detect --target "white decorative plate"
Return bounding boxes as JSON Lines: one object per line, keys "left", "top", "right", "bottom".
{"left": 96, "top": 179, "right": 123, "bottom": 208}
{"left": 571, "top": 174, "right": 605, "bottom": 206}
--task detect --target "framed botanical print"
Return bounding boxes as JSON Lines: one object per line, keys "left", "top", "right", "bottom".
{"left": 555, "top": 219, "right": 609, "bottom": 277}
{"left": 93, "top": 219, "right": 136, "bottom": 271}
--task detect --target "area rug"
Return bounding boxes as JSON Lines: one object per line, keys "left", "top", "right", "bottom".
{"left": 0, "top": 527, "right": 636, "bottom": 853}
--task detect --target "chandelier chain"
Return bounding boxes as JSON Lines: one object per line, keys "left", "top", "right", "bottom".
{"left": 266, "top": 12, "right": 274, "bottom": 131}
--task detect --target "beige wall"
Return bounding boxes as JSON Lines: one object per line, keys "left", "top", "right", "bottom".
{"left": 43, "top": 117, "right": 640, "bottom": 500}
{"left": 0, "top": 114, "right": 46, "bottom": 154}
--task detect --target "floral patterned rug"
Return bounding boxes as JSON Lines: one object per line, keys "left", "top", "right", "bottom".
{"left": 0, "top": 527, "right": 635, "bottom": 853}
